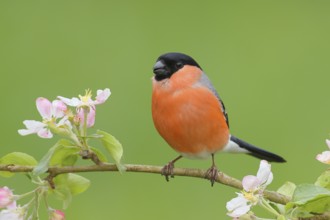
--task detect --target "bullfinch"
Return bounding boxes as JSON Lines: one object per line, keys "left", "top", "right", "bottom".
{"left": 151, "top": 52, "right": 285, "bottom": 186}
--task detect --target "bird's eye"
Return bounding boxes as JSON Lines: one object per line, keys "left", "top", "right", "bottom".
{"left": 176, "top": 62, "right": 184, "bottom": 69}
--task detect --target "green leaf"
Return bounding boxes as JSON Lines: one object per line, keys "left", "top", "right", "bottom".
{"left": 275, "top": 182, "right": 297, "bottom": 215}
{"left": 0, "top": 152, "right": 38, "bottom": 165}
{"left": 288, "top": 184, "right": 330, "bottom": 214}
{"left": 315, "top": 170, "right": 330, "bottom": 190}
{"left": 51, "top": 183, "right": 72, "bottom": 209}
{"left": 51, "top": 173, "right": 90, "bottom": 208}
{"left": 277, "top": 215, "right": 286, "bottom": 220}
{"left": 90, "top": 147, "right": 108, "bottom": 163}
{"left": 54, "top": 173, "right": 90, "bottom": 196}
{"left": 277, "top": 181, "right": 296, "bottom": 197}
{"left": 292, "top": 184, "right": 330, "bottom": 204}
{"left": 97, "top": 130, "right": 125, "bottom": 172}
{"left": 0, "top": 152, "right": 38, "bottom": 177}
{"left": 66, "top": 173, "right": 90, "bottom": 195}
{"left": 33, "top": 139, "right": 73, "bottom": 175}
{"left": 50, "top": 146, "right": 80, "bottom": 166}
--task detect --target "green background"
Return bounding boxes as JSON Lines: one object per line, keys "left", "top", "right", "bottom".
{"left": 1, "top": 0, "right": 329, "bottom": 219}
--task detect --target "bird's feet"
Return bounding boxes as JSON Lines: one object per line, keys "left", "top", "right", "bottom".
{"left": 205, "top": 165, "right": 219, "bottom": 186}
{"left": 161, "top": 162, "right": 175, "bottom": 181}
{"left": 161, "top": 155, "right": 183, "bottom": 182}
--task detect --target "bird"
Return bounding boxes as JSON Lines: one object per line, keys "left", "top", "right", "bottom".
{"left": 151, "top": 52, "right": 286, "bottom": 186}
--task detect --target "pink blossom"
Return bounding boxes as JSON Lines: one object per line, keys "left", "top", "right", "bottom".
{"left": 58, "top": 88, "right": 110, "bottom": 109}
{"left": 57, "top": 89, "right": 110, "bottom": 128}
{"left": 50, "top": 210, "right": 65, "bottom": 220}
{"left": 0, "top": 187, "right": 15, "bottom": 209}
{"left": 316, "top": 139, "right": 330, "bottom": 164}
{"left": 18, "top": 98, "right": 68, "bottom": 138}
{"left": 36, "top": 98, "right": 67, "bottom": 119}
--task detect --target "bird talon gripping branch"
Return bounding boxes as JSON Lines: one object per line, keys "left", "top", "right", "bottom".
{"left": 161, "top": 163, "right": 174, "bottom": 181}
{"left": 205, "top": 166, "right": 219, "bottom": 186}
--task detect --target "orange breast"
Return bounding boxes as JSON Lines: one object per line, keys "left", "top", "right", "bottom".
{"left": 152, "top": 66, "right": 229, "bottom": 159}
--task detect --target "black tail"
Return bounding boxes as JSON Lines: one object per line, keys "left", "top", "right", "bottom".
{"left": 230, "top": 136, "right": 286, "bottom": 163}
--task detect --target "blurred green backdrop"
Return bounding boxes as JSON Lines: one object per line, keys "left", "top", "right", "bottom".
{"left": 1, "top": 0, "right": 330, "bottom": 219}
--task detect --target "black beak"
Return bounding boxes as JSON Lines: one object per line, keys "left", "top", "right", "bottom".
{"left": 153, "top": 60, "right": 171, "bottom": 81}
{"left": 153, "top": 61, "right": 167, "bottom": 75}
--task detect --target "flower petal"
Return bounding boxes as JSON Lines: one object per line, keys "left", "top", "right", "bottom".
{"left": 37, "top": 128, "right": 53, "bottom": 139}
{"left": 256, "top": 160, "right": 272, "bottom": 185}
{"left": 22, "top": 120, "right": 45, "bottom": 129}
{"left": 52, "top": 100, "right": 67, "bottom": 118}
{"left": 86, "top": 108, "right": 95, "bottom": 127}
{"left": 18, "top": 129, "right": 35, "bottom": 136}
{"left": 36, "top": 97, "right": 52, "bottom": 119}
{"left": 76, "top": 108, "right": 95, "bottom": 128}
{"left": 0, "top": 207, "right": 24, "bottom": 220}
{"left": 0, "top": 187, "right": 14, "bottom": 209}
{"left": 227, "top": 204, "right": 251, "bottom": 218}
{"left": 226, "top": 195, "right": 246, "bottom": 211}
{"left": 265, "top": 171, "right": 273, "bottom": 186}
{"left": 18, "top": 120, "right": 45, "bottom": 136}
{"left": 226, "top": 195, "right": 250, "bottom": 218}
{"left": 95, "top": 88, "right": 111, "bottom": 105}
{"left": 6, "top": 201, "right": 17, "bottom": 210}
{"left": 57, "top": 96, "right": 81, "bottom": 107}
{"left": 242, "top": 175, "right": 260, "bottom": 192}
{"left": 326, "top": 139, "right": 330, "bottom": 150}
{"left": 316, "top": 151, "right": 330, "bottom": 164}
{"left": 57, "top": 116, "right": 71, "bottom": 128}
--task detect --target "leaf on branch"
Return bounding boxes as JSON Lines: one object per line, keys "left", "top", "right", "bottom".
{"left": 51, "top": 183, "right": 72, "bottom": 210}
{"left": 315, "top": 170, "right": 330, "bottom": 190}
{"left": 0, "top": 152, "right": 38, "bottom": 177}
{"left": 97, "top": 130, "right": 125, "bottom": 172}
{"left": 51, "top": 173, "right": 91, "bottom": 209}
{"left": 33, "top": 139, "right": 75, "bottom": 176}
{"left": 287, "top": 184, "right": 330, "bottom": 214}
{"left": 90, "top": 146, "right": 108, "bottom": 163}
{"left": 272, "top": 182, "right": 296, "bottom": 215}
{"left": 277, "top": 181, "right": 296, "bottom": 198}
{"left": 50, "top": 146, "right": 80, "bottom": 166}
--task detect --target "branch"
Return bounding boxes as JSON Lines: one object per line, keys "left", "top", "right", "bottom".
{"left": 4, "top": 163, "right": 330, "bottom": 219}
{"left": 0, "top": 163, "right": 289, "bottom": 204}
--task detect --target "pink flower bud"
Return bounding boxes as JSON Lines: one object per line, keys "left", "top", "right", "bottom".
{"left": 50, "top": 210, "right": 65, "bottom": 220}
{"left": 0, "top": 187, "right": 15, "bottom": 209}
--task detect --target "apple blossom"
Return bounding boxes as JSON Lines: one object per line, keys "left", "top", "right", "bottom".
{"left": 316, "top": 139, "right": 330, "bottom": 164}
{"left": 226, "top": 160, "right": 273, "bottom": 218}
{"left": 0, "top": 206, "right": 25, "bottom": 220}
{"left": 226, "top": 194, "right": 252, "bottom": 218}
{"left": 57, "top": 88, "right": 111, "bottom": 109}
{"left": 50, "top": 209, "right": 65, "bottom": 220}
{"left": 18, "top": 98, "right": 68, "bottom": 138}
{"left": 0, "top": 187, "right": 15, "bottom": 209}
{"left": 57, "top": 89, "right": 110, "bottom": 129}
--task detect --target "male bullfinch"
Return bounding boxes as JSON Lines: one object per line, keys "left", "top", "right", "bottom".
{"left": 151, "top": 52, "right": 285, "bottom": 186}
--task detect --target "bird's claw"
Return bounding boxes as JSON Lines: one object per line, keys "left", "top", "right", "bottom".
{"left": 161, "top": 162, "right": 175, "bottom": 181}
{"left": 205, "top": 166, "right": 219, "bottom": 186}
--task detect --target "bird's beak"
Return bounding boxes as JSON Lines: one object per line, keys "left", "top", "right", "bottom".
{"left": 153, "top": 61, "right": 167, "bottom": 75}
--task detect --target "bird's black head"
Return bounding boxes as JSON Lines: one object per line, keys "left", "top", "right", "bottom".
{"left": 153, "top": 52, "right": 202, "bottom": 81}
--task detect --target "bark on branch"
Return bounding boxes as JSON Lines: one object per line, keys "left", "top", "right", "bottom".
{"left": 0, "top": 163, "right": 289, "bottom": 204}
{"left": 3, "top": 163, "right": 330, "bottom": 219}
